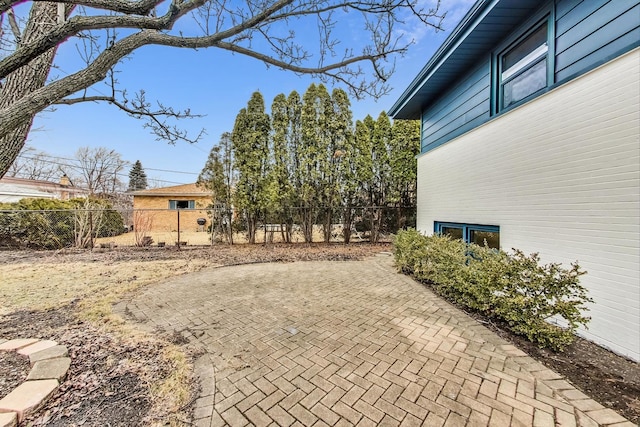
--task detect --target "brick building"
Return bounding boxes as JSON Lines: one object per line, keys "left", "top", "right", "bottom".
{"left": 130, "top": 183, "right": 212, "bottom": 232}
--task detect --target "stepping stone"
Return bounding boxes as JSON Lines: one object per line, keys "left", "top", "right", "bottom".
{"left": 0, "top": 380, "right": 58, "bottom": 422}
{"left": 29, "top": 345, "right": 68, "bottom": 365}
{"left": 17, "top": 340, "right": 57, "bottom": 356}
{"left": 0, "top": 412, "right": 17, "bottom": 427}
{"left": 27, "top": 357, "right": 71, "bottom": 382}
{"left": 0, "top": 339, "right": 38, "bottom": 351}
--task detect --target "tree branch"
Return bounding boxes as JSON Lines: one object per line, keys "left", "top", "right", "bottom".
{"left": 0, "top": 0, "right": 206, "bottom": 78}
{"left": 5, "top": 7, "right": 21, "bottom": 43}
{"left": 0, "top": 0, "right": 445, "bottom": 142}
{"left": 55, "top": 88, "right": 207, "bottom": 144}
{"left": 0, "top": 0, "right": 163, "bottom": 16}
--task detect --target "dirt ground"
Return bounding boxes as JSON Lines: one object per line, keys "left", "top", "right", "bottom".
{"left": 0, "top": 244, "right": 638, "bottom": 425}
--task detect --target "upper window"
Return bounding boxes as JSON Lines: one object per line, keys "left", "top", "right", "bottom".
{"left": 496, "top": 14, "right": 553, "bottom": 112}
{"left": 435, "top": 222, "right": 500, "bottom": 249}
{"left": 169, "top": 200, "right": 195, "bottom": 209}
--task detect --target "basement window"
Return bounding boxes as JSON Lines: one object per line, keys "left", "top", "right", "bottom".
{"left": 435, "top": 222, "right": 500, "bottom": 249}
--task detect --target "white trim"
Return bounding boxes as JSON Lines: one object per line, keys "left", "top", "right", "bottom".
{"left": 501, "top": 43, "right": 548, "bottom": 81}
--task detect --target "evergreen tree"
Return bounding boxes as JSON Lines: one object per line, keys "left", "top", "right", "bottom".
{"left": 232, "top": 92, "right": 271, "bottom": 244}
{"left": 127, "top": 160, "right": 148, "bottom": 191}
{"left": 286, "top": 90, "right": 304, "bottom": 236}
{"left": 323, "top": 88, "right": 353, "bottom": 242}
{"left": 389, "top": 119, "right": 420, "bottom": 230}
{"left": 198, "top": 132, "right": 235, "bottom": 243}
{"left": 369, "top": 111, "right": 392, "bottom": 242}
{"left": 329, "top": 89, "right": 357, "bottom": 242}
{"left": 268, "top": 93, "right": 295, "bottom": 242}
{"left": 354, "top": 114, "right": 376, "bottom": 205}
{"left": 299, "top": 83, "right": 333, "bottom": 242}
{"left": 389, "top": 119, "right": 420, "bottom": 206}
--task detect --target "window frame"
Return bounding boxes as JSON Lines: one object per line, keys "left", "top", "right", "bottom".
{"left": 169, "top": 199, "right": 195, "bottom": 209}
{"left": 491, "top": 4, "right": 555, "bottom": 115}
{"left": 434, "top": 221, "right": 500, "bottom": 249}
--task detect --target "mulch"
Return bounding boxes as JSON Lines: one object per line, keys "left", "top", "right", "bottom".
{"left": 0, "top": 350, "right": 30, "bottom": 399}
{"left": 0, "top": 243, "right": 638, "bottom": 425}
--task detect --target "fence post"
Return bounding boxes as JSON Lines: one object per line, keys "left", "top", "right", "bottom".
{"left": 177, "top": 209, "right": 181, "bottom": 248}
{"left": 89, "top": 210, "right": 94, "bottom": 250}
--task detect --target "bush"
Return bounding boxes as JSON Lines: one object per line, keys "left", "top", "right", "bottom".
{"left": 393, "top": 229, "right": 591, "bottom": 351}
{"left": 0, "top": 199, "right": 75, "bottom": 248}
{"left": 0, "top": 198, "right": 125, "bottom": 249}
{"left": 69, "top": 198, "right": 125, "bottom": 238}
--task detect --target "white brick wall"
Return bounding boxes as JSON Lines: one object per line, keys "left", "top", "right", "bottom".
{"left": 417, "top": 48, "right": 640, "bottom": 361}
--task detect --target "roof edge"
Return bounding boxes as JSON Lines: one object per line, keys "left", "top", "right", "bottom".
{"left": 389, "top": 0, "right": 497, "bottom": 118}
{"left": 130, "top": 192, "right": 210, "bottom": 197}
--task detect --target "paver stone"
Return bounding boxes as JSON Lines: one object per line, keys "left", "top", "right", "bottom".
{"left": 0, "top": 380, "right": 58, "bottom": 422}
{"left": 27, "top": 357, "right": 72, "bottom": 381}
{"left": 18, "top": 340, "right": 57, "bottom": 356}
{"left": 0, "top": 412, "right": 17, "bottom": 427}
{"left": 0, "top": 339, "right": 38, "bottom": 351}
{"left": 29, "top": 345, "right": 68, "bottom": 365}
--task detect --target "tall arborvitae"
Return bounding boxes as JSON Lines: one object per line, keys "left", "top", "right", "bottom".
{"left": 198, "top": 132, "right": 235, "bottom": 243}
{"left": 330, "top": 88, "right": 357, "bottom": 242}
{"left": 286, "top": 90, "right": 304, "bottom": 234}
{"left": 299, "top": 83, "right": 333, "bottom": 242}
{"left": 232, "top": 91, "right": 271, "bottom": 244}
{"left": 389, "top": 119, "right": 420, "bottom": 229}
{"left": 269, "top": 93, "right": 294, "bottom": 241}
{"left": 369, "top": 111, "right": 393, "bottom": 242}
{"left": 127, "top": 160, "right": 148, "bottom": 191}
{"left": 321, "top": 88, "right": 353, "bottom": 242}
{"left": 389, "top": 119, "right": 420, "bottom": 206}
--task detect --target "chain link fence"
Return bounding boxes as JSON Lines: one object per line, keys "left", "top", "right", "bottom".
{"left": 0, "top": 206, "right": 415, "bottom": 249}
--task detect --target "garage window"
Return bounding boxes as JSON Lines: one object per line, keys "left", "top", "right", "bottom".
{"left": 169, "top": 200, "right": 195, "bottom": 209}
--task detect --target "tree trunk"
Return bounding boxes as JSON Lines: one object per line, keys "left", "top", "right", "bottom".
{"left": 301, "top": 206, "right": 313, "bottom": 243}
{"left": 0, "top": 3, "right": 67, "bottom": 179}
{"left": 369, "top": 207, "right": 382, "bottom": 244}
{"left": 323, "top": 208, "right": 332, "bottom": 243}
{"left": 343, "top": 205, "right": 353, "bottom": 244}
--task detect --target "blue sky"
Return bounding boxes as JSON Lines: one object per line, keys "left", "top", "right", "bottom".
{"left": 24, "top": 0, "right": 475, "bottom": 187}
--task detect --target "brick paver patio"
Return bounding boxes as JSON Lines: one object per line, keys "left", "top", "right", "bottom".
{"left": 124, "top": 253, "right": 633, "bottom": 427}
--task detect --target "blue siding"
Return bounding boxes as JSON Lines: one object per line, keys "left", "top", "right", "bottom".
{"left": 419, "top": 0, "right": 640, "bottom": 155}
{"left": 555, "top": 1, "right": 640, "bottom": 81}
{"left": 421, "top": 60, "right": 491, "bottom": 152}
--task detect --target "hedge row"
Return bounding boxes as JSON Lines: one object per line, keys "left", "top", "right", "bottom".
{"left": 393, "top": 229, "right": 592, "bottom": 351}
{"left": 0, "top": 198, "right": 125, "bottom": 249}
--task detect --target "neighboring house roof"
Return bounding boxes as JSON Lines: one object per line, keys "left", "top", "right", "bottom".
{"left": 0, "top": 182, "right": 55, "bottom": 203}
{"left": 0, "top": 176, "right": 88, "bottom": 203}
{"left": 129, "top": 183, "right": 210, "bottom": 197}
{"left": 389, "top": 0, "right": 543, "bottom": 119}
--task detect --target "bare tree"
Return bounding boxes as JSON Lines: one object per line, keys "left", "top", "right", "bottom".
{"left": 75, "top": 146, "right": 128, "bottom": 197}
{"left": 133, "top": 210, "right": 154, "bottom": 247}
{"left": 5, "top": 144, "right": 60, "bottom": 180}
{"left": 0, "top": 0, "right": 445, "bottom": 178}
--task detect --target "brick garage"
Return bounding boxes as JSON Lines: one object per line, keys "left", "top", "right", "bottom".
{"left": 130, "top": 183, "right": 211, "bottom": 233}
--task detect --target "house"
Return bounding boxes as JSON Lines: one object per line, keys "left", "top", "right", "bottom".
{"left": 129, "top": 183, "right": 212, "bottom": 232}
{"left": 390, "top": 0, "right": 639, "bottom": 361}
{"left": 0, "top": 175, "right": 88, "bottom": 203}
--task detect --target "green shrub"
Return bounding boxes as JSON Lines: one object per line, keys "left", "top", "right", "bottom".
{"left": 0, "top": 199, "right": 75, "bottom": 248}
{"left": 393, "top": 229, "right": 591, "bottom": 351}
{"left": 0, "top": 198, "right": 125, "bottom": 249}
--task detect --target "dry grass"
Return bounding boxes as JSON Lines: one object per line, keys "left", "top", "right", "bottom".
{"left": 0, "top": 258, "right": 212, "bottom": 316}
{"left": 0, "top": 255, "right": 213, "bottom": 425}
{"left": 94, "top": 226, "right": 372, "bottom": 247}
